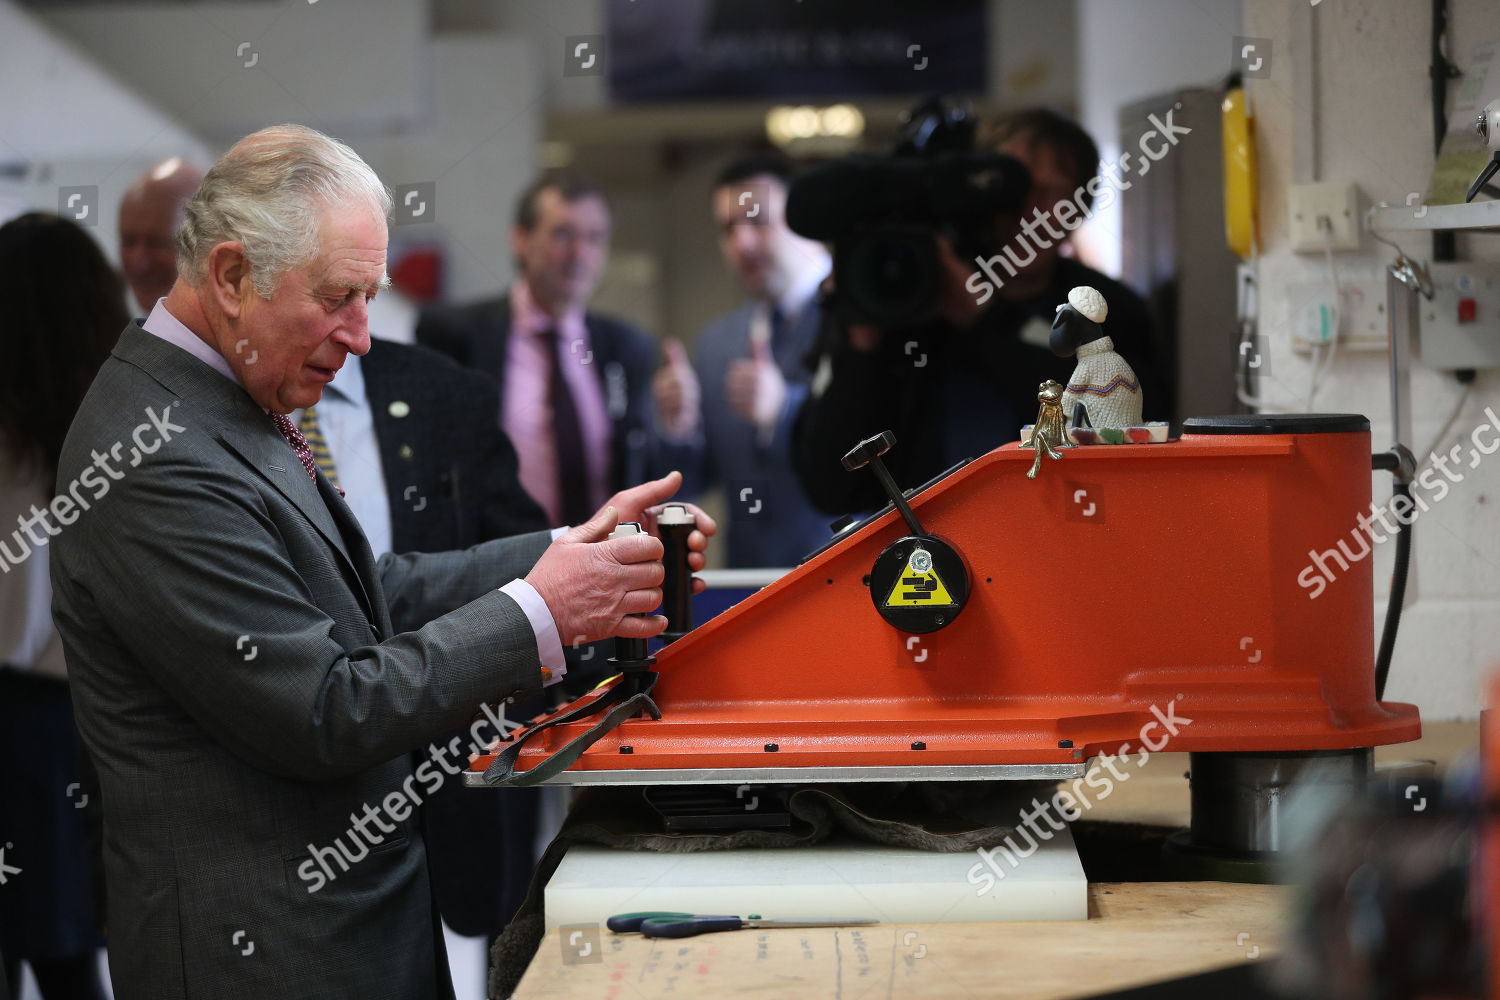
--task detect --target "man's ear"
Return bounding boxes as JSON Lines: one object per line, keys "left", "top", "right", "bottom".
{"left": 205, "top": 241, "right": 251, "bottom": 319}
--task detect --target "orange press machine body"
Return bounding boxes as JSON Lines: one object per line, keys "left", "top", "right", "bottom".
{"left": 470, "top": 414, "right": 1421, "bottom": 860}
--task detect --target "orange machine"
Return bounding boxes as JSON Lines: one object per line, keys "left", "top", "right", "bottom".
{"left": 472, "top": 414, "right": 1419, "bottom": 849}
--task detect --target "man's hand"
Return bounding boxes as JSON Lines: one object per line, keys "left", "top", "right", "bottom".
{"left": 653, "top": 339, "right": 701, "bottom": 439}
{"left": 726, "top": 340, "right": 787, "bottom": 433}
{"left": 525, "top": 505, "right": 668, "bottom": 644}
{"left": 821, "top": 271, "right": 882, "bottom": 352}
{"left": 936, "top": 233, "right": 987, "bottom": 329}
{"left": 599, "top": 471, "right": 715, "bottom": 593}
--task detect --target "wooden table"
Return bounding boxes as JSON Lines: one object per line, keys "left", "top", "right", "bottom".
{"left": 516, "top": 881, "right": 1283, "bottom": 999}
{"left": 511, "top": 721, "right": 1477, "bottom": 999}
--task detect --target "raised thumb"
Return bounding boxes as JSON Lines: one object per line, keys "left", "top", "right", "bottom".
{"left": 750, "top": 339, "right": 772, "bottom": 364}
{"left": 663, "top": 339, "right": 690, "bottom": 370}
{"left": 566, "top": 504, "right": 618, "bottom": 543}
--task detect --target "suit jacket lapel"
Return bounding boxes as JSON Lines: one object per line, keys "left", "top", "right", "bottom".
{"left": 360, "top": 343, "right": 405, "bottom": 540}
{"left": 478, "top": 297, "right": 512, "bottom": 409}
{"left": 112, "top": 327, "right": 383, "bottom": 631}
{"left": 217, "top": 421, "right": 381, "bottom": 630}
{"left": 362, "top": 341, "right": 432, "bottom": 558}
{"left": 316, "top": 471, "right": 389, "bottom": 635}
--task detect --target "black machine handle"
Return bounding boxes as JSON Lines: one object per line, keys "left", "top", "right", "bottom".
{"left": 842, "top": 431, "right": 926, "bottom": 537}
{"left": 658, "top": 503, "right": 696, "bottom": 642}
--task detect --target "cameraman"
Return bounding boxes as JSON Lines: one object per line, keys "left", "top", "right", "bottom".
{"left": 792, "top": 108, "right": 1164, "bottom": 515}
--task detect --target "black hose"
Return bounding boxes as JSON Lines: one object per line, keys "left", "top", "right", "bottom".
{"left": 1374, "top": 482, "right": 1413, "bottom": 700}
{"left": 1431, "top": 0, "right": 1449, "bottom": 159}
{"left": 1431, "top": 0, "right": 1457, "bottom": 261}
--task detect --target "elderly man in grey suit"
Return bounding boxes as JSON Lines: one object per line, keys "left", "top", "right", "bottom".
{"left": 49, "top": 124, "right": 712, "bottom": 1000}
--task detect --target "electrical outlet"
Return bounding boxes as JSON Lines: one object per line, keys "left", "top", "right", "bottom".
{"left": 1285, "top": 277, "right": 1388, "bottom": 352}
{"left": 1288, "top": 182, "right": 1362, "bottom": 253}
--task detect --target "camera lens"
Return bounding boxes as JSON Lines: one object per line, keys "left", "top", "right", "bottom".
{"left": 840, "top": 226, "right": 942, "bottom": 328}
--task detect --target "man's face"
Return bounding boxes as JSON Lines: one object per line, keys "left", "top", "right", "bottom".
{"left": 119, "top": 190, "right": 182, "bottom": 313}
{"left": 512, "top": 188, "right": 610, "bottom": 314}
{"left": 226, "top": 205, "right": 386, "bottom": 414}
{"left": 712, "top": 175, "right": 793, "bottom": 300}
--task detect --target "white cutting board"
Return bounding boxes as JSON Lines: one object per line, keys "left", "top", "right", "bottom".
{"left": 544, "top": 829, "right": 1087, "bottom": 930}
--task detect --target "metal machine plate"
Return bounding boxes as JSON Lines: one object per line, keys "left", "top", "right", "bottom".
{"left": 463, "top": 762, "right": 1085, "bottom": 788}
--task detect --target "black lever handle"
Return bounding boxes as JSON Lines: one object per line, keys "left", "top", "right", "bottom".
{"left": 842, "top": 431, "right": 925, "bottom": 538}
{"left": 657, "top": 504, "right": 695, "bottom": 643}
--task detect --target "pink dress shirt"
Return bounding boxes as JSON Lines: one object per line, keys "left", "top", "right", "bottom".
{"left": 503, "top": 280, "right": 613, "bottom": 527}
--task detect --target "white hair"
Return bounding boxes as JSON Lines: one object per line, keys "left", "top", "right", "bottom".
{"left": 176, "top": 124, "right": 392, "bottom": 298}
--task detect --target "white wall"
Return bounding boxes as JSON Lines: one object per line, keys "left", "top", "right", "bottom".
{"left": 0, "top": 0, "right": 212, "bottom": 254}
{"left": 490, "top": 0, "right": 609, "bottom": 113}
{"left": 355, "top": 35, "right": 541, "bottom": 310}
{"left": 1245, "top": 0, "right": 1500, "bottom": 720}
{"left": 1075, "top": 0, "right": 1244, "bottom": 276}
{"left": 992, "top": 0, "right": 1077, "bottom": 108}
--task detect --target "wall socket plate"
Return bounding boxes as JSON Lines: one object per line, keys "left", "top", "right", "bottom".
{"left": 1417, "top": 261, "right": 1500, "bottom": 370}
{"left": 1284, "top": 261, "right": 1500, "bottom": 368}
{"left": 1288, "top": 182, "right": 1362, "bottom": 253}
{"left": 1285, "top": 276, "right": 1389, "bottom": 352}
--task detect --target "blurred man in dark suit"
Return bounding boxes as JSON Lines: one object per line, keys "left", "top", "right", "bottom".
{"left": 293, "top": 339, "right": 548, "bottom": 557}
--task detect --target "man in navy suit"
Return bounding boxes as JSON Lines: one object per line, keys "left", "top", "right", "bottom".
{"left": 415, "top": 171, "right": 662, "bottom": 535}
{"left": 653, "top": 153, "right": 833, "bottom": 568}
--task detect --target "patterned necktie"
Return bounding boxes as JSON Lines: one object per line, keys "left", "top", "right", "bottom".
{"left": 538, "top": 328, "right": 592, "bottom": 526}
{"left": 270, "top": 411, "right": 344, "bottom": 498}
{"left": 297, "top": 406, "right": 341, "bottom": 488}
{"left": 769, "top": 305, "right": 785, "bottom": 352}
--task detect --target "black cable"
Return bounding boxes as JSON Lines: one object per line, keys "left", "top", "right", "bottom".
{"left": 1374, "top": 482, "right": 1413, "bottom": 700}
{"left": 1431, "top": 0, "right": 1451, "bottom": 159}
{"left": 1431, "top": 0, "right": 1460, "bottom": 260}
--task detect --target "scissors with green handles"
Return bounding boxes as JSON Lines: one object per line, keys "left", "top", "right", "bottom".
{"left": 607, "top": 911, "right": 876, "bottom": 939}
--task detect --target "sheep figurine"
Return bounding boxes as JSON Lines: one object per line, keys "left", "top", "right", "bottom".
{"left": 1049, "top": 285, "right": 1143, "bottom": 431}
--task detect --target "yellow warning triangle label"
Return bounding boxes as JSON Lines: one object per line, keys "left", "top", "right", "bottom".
{"left": 883, "top": 567, "right": 957, "bottom": 607}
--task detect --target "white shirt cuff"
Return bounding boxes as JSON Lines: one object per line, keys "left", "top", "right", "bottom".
{"left": 550, "top": 526, "right": 569, "bottom": 541}
{"left": 498, "top": 579, "right": 566, "bottom": 687}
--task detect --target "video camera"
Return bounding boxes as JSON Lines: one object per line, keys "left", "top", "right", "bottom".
{"left": 785, "top": 97, "right": 1030, "bottom": 329}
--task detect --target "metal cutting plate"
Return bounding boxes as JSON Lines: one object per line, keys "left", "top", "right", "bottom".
{"left": 463, "top": 762, "right": 1085, "bottom": 788}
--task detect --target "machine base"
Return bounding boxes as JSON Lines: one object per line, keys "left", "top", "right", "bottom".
{"left": 1157, "top": 748, "right": 1375, "bottom": 883}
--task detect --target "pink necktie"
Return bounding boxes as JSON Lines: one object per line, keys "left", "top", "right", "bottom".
{"left": 270, "top": 411, "right": 344, "bottom": 497}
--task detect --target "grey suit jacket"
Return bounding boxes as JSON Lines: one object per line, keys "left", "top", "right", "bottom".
{"left": 50, "top": 324, "right": 553, "bottom": 999}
